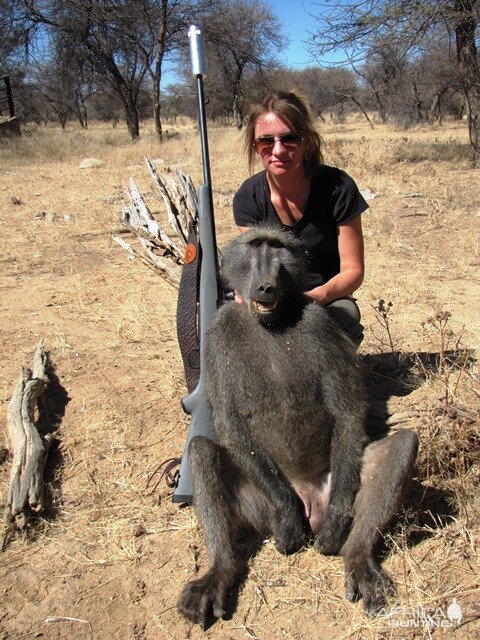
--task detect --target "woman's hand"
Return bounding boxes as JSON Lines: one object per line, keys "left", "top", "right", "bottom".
{"left": 305, "top": 215, "right": 364, "bottom": 305}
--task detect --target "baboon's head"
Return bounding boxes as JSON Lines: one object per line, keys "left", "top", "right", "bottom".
{"left": 221, "top": 226, "right": 308, "bottom": 323}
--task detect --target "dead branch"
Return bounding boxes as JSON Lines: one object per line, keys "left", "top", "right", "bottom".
{"left": 112, "top": 235, "right": 181, "bottom": 287}
{"left": 2, "top": 340, "right": 53, "bottom": 550}
{"left": 123, "top": 178, "right": 184, "bottom": 258}
{"left": 144, "top": 158, "right": 196, "bottom": 244}
{"left": 116, "top": 160, "right": 197, "bottom": 286}
{"left": 176, "top": 169, "right": 198, "bottom": 221}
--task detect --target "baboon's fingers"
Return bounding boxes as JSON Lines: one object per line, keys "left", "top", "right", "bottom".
{"left": 343, "top": 555, "right": 394, "bottom": 614}
{"left": 273, "top": 508, "right": 309, "bottom": 554}
{"left": 345, "top": 573, "right": 360, "bottom": 602}
{"left": 361, "top": 572, "right": 394, "bottom": 615}
{"left": 314, "top": 512, "right": 350, "bottom": 556}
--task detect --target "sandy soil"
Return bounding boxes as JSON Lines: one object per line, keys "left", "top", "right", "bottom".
{"left": 0, "top": 119, "right": 479, "bottom": 640}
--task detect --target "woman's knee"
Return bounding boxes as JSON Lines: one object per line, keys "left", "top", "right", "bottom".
{"left": 326, "top": 297, "right": 364, "bottom": 347}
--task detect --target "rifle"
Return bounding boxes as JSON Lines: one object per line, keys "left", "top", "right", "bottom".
{"left": 172, "top": 25, "right": 221, "bottom": 504}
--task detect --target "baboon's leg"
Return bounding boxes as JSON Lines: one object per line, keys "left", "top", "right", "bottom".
{"left": 178, "top": 435, "right": 270, "bottom": 628}
{"left": 341, "top": 429, "right": 419, "bottom": 613}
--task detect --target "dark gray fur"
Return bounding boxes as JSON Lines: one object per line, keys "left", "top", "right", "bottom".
{"left": 178, "top": 226, "right": 418, "bottom": 628}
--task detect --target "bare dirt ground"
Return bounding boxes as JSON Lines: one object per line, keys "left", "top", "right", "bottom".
{"left": 0, "top": 118, "right": 479, "bottom": 640}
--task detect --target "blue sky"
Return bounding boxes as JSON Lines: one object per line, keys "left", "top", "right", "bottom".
{"left": 163, "top": 0, "right": 326, "bottom": 87}
{"left": 271, "top": 0, "right": 318, "bottom": 70}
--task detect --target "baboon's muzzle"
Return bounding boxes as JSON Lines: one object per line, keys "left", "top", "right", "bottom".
{"left": 248, "top": 244, "right": 282, "bottom": 320}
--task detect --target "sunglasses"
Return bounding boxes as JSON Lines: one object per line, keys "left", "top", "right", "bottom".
{"left": 254, "top": 133, "right": 303, "bottom": 153}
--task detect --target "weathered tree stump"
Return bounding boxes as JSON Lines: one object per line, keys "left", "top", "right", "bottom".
{"left": 113, "top": 157, "right": 197, "bottom": 287}
{"left": 2, "top": 340, "right": 53, "bottom": 550}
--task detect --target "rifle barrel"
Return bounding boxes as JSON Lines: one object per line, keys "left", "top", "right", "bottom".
{"left": 188, "top": 25, "right": 206, "bottom": 78}
{"left": 196, "top": 76, "right": 212, "bottom": 190}
{"left": 172, "top": 26, "right": 220, "bottom": 504}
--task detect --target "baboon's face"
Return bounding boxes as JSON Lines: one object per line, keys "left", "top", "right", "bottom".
{"left": 222, "top": 230, "right": 307, "bottom": 324}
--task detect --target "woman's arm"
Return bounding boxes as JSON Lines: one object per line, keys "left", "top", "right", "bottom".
{"left": 305, "top": 215, "right": 365, "bottom": 306}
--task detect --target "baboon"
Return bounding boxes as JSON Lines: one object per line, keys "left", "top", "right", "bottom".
{"left": 178, "top": 225, "right": 418, "bottom": 628}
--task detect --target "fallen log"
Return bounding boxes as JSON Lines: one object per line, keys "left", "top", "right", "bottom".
{"left": 2, "top": 340, "right": 53, "bottom": 550}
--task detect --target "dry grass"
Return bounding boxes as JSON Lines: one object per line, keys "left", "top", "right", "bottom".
{"left": 0, "top": 116, "right": 479, "bottom": 639}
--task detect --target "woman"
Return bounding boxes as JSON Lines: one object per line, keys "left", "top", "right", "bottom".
{"left": 233, "top": 91, "right": 367, "bottom": 346}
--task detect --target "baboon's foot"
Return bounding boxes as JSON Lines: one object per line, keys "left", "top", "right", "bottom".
{"left": 178, "top": 570, "right": 234, "bottom": 629}
{"left": 344, "top": 556, "right": 395, "bottom": 614}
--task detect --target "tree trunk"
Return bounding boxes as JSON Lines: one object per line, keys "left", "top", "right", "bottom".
{"left": 429, "top": 89, "right": 448, "bottom": 125}
{"left": 153, "top": 96, "right": 163, "bottom": 140}
{"left": 411, "top": 80, "right": 425, "bottom": 123}
{"left": 74, "top": 91, "right": 88, "bottom": 129}
{"left": 455, "top": 0, "right": 480, "bottom": 167}
{"left": 126, "top": 106, "right": 140, "bottom": 140}
{"left": 348, "top": 95, "right": 375, "bottom": 129}
{"left": 153, "top": 0, "right": 168, "bottom": 142}
{"left": 372, "top": 88, "right": 388, "bottom": 123}
{"left": 84, "top": 41, "right": 141, "bottom": 140}
{"left": 3, "top": 340, "right": 53, "bottom": 550}
{"left": 232, "top": 94, "right": 243, "bottom": 129}
{"left": 118, "top": 88, "right": 140, "bottom": 139}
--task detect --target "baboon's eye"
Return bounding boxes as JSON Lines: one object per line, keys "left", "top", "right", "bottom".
{"left": 247, "top": 238, "right": 286, "bottom": 249}
{"left": 267, "top": 239, "right": 286, "bottom": 249}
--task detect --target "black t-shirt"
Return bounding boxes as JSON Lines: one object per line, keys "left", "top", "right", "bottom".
{"left": 233, "top": 165, "right": 368, "bottom": 289}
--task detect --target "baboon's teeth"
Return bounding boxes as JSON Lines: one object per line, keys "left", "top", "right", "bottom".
{"left": 252, "top": 300, "right": 278, "bottom": 313}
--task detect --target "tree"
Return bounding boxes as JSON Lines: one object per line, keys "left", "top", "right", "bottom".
{"left": 20, "top": 1, "right": 217, "bottom": 139}
{"left": 455, "top": 0, "right": 480, "bottom": 164}
{"left": 294, "top": 66, "right": 372, "bottom": 125}
{"left": 131, "top": 0, "right": 216, "bottom": 140}
{"left": 22, "top": 0, "right": 152, "bottom": 139}
{"left": 409, "top": 45, "right": 464, "bottom": 124}
{"left": 309, "top": 0, "right": 480, "bottom": 165}
{"left": 5, "top": 75, "right": 46, "bottom": 124}
{"left": 359, "top": 42, "right": 409, "bottom": 124}
{"left": 42, "top": 34, "right": 97, "bottom": 128}
{"left": 203, "top": 0, "right": 284, "bottom": 128}
{"left": 147, "top": 0, "right": 170, "bottom": 139}
{"left": 37, "top": 65, "right": 73, "bottom": 128}
{"left": 0, "top": 0, "right": 27, "bottom": 67}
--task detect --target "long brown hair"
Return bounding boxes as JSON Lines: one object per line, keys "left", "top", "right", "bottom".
{"left": 244, "top": 91, "right": 324, "bottom": 178}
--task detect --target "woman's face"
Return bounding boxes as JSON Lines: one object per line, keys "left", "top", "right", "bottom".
{"left": 254, "top": 112, "right": 305, "bottom": 178}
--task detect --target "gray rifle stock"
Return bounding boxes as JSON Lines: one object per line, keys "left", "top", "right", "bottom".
{"left": 172, "top": 26, "right": 220, "bottom": 504}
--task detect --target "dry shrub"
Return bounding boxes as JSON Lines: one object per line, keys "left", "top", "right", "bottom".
{"left": 389, "top": 136, "right": 472, "bottom": 164}
{"left": 0, "top": 119, "right": 199, "bottom": 166}
{"left": 416, "top": 401, "right": 479, "bottom": 484}
{"left": 412, "top": 351, "right": 479, "bottom": 493}
{"left": 323, "top": 136, "right": 386, "bottom": 178}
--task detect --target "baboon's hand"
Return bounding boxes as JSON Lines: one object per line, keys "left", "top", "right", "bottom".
{"left": 314, "top": 508, "right": 351, "bottom": 556}
{"left": 273, "top": 494, "right": 309, "bottom": 554}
